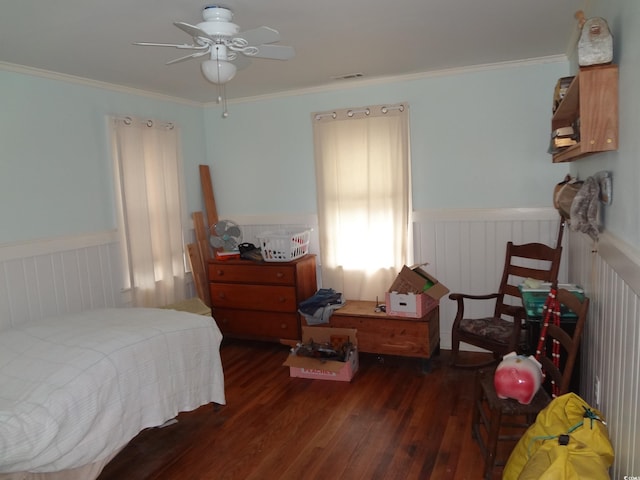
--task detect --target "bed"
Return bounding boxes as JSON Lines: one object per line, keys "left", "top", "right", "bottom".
{"left": 0, "top": 307, "right": 225, "bottom": 480}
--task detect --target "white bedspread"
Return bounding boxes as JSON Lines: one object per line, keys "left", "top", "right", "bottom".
{"left": 0, "top": 308, "right": 225, "bottom": 473}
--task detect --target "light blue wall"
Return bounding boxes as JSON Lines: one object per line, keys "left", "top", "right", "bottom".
{"left": 0, "top": 70, "right": 207, "bottom": 244}
{"left": 2, "top": 2, "right": 636, "bottom": 250}
{"left": 204, "top": 61, "right": 571, "bottom": 216}
{"left": 569, "top": 0, "right": 640, "bottom": 249}
{"left": 1, "top": 59, "right": 575, "bottom": 246}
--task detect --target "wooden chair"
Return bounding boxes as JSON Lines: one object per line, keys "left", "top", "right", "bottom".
{"left": 471, "top": 288, "right": 589, "bottom": 479}
{"left": 449, "top": 241, "right": 563, "bottom": 367}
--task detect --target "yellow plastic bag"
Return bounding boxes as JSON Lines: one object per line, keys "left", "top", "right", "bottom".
{"left": 503, "top": 392, "right": 614, "bottom": 480}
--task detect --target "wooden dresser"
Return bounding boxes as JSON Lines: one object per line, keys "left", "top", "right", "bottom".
{"left": 305, "top": 299, "right": 440, "bottom": 372}
{"left": 207, "top": 255, "right": 317, "bottom": 342}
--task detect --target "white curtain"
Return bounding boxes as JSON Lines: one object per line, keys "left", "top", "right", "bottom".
{"left": 111, "top": 116, "right": 187, "bottom": 307}
{"left": 312, "top": 104, "right": 411, "bottom": 300}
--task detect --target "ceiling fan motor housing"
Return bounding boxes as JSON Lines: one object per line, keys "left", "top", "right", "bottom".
{"left": 199, "top": 6, "right": 239, "bottom": 37}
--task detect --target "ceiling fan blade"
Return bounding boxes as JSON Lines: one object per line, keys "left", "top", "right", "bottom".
{"left": 134, "top": 42, "right": 208, "bottom": 50}
{"left": 236, "top": 26, "right": 280, "bottom": 46}
{"left": 166, "top": 50, "right": 210, "bottom": 65}
{"left": 174, "top": 21, "right": 213, "bottom": 40}
{"left": 231, "top": 54, "right": 251, "bottom": 70}
{"left": 250, "top": 44, "right": 295, "bottom": 60}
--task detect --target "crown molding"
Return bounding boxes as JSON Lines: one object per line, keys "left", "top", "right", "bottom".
{"left": 1, "top": 54, "right": 568, "bottom": 108}
{"left": 212, "top": 54, "right": 569, "bottom": 107}
{"left": 0, "top": 61, "right": 200, "bottom": 107}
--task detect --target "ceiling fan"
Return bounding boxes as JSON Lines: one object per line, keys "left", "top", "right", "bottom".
{"left": 135, "top": 5, "right": 295, "bottom": 116}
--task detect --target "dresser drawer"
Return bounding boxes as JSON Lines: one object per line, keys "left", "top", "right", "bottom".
{"left": 206, "top": 255, "right": 317, "bottom": 343}
{"left": 207, "top": 263, "right": 295, "bottom": 285}
{"left": 213, "top": 309, "right": 299, "bottom": 340}
{"left": 210, "top": 283, "right": 297, "bottom": 312}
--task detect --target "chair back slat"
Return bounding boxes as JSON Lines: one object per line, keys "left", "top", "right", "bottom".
{"left": 450, "top": 218, "right": 566, "bottom": 367}
{"left": 538, "top": 289, "right": 589, "bottom": 395}
{"left": 495, "top": 242, "right": 563, "bottom": 319}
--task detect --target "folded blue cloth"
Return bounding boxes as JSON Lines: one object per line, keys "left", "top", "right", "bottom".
{"left": 298, "top": 288, "right": 345, "bottom": 325}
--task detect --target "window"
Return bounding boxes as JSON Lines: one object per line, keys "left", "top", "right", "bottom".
{"left": 312, "top": 104, "right": 411, "bottom": 300}
{"left": 110, "top": 116, "right": 187, "bottom": 307}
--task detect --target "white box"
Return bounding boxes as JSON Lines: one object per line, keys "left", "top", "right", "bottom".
{"left": 385, "top": 291, "right": 435, "bottom": 318}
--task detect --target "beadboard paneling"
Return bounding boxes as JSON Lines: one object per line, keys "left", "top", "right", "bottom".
{"left": 413, "top": 208, "right": 568, "bottom": 351}
{"left": 0, "top": 231, "right": 122, "bottom": 329}
{"left": 569, "top": 231, "right": 640, "bottom": 478}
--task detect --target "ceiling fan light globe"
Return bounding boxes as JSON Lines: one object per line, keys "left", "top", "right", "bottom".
{"left": 201, "top": 59, "right": 237, "bottom": 84}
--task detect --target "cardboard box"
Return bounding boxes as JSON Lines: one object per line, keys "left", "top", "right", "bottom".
{"left": 386, "top": 265, "right": 449, "bottom": 318}
{"left": 283, "top": 327, "right": 359, "bottom": 382}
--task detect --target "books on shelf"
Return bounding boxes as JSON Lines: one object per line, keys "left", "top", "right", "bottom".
{"left": 553, "top": 76, "right": 575, "bottom": 112}
{"left": 548, "top": 137, "right": 578, "bottom": 154}
{"left": 553, "top": 137, "right": 578, "bottom": 148}
{"left": 549, "top": 129, "right": 579, "bottom": 155}
{"left": 549, "top": 119, "right": 581, "bottom": 154}
{"left": 552, "top": 126, "right": 575, "bottom": 138}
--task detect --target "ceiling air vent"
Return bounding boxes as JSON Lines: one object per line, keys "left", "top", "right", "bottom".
{"left": 331, "top": 73, "right": 364, "bottom": 81}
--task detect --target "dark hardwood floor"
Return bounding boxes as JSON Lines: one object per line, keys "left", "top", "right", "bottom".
{"left": 98, "top": 340, "right": 501, "bottom": 480}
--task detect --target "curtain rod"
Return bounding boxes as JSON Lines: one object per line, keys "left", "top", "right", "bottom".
{"left": 314, "top": 103, "right": 406, "bottom": 121}
{"left": 113, "top": 115, "right": 175, "bottom": 130}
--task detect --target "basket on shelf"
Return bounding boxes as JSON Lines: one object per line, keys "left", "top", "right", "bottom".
{"left": 257, "top": 230, "right": 311, "bottom": 262}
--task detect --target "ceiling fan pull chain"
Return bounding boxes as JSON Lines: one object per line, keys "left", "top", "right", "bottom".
{"left": 220, "top": 84, "right": 229, "bottom": 118}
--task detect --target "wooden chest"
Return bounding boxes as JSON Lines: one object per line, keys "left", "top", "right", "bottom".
{"left": 207, "top": 255, "right": 317, "bottom": 342}
{"left": 307, "top": 300, "right": 440, "bottom": 361}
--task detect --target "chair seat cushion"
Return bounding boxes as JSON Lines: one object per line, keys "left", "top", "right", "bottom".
{"left": 460, "top": 317, "right": 513, "bottom": 343}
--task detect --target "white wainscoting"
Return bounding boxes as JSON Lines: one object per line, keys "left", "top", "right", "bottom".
{"left": 0, "top": 231, "right": 123, "bottom": 330}
{"left": 569, "top": 230, "right": 640, "bottom": 478}
{"left": 413, "top": 208, "right": 568, "bottom": 350}
{"left": 2, "top": 211, "right": 636, "bottom": 474}
{"left": 235, "top": 210, "right": 567, "bottom": 347}
{"left": 0, "top": 209, "right": 565, "bottom": 338}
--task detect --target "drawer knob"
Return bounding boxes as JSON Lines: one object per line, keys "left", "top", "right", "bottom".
{"left": 276, "top": 272, "right": 284, "bottom": 278}
{"left": 216, "top": 269, "right": 224, "bottom": 276}
{"left": 278, "top": 297, "right": 287, "bottom": 303}
{"left": 281, "top": 323, "right": 287, "bottom": 329}
{"left": 218, "top": 292, "right": 226, "bottom": 299}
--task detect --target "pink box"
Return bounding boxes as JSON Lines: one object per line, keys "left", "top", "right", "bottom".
{"left": 283, "top": 327, "right": 359, "bottom": 382}
{"left": 287, "top": 358, "right": 358, "bottom": 382}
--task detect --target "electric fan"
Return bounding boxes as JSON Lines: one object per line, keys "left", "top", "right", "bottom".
{"left": 210, "top": 220, "right": 242, "bottom": 251}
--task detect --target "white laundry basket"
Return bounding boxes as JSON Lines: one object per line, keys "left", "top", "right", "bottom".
{"left": 257, "top": 230, "right": 311, "bottom": 262}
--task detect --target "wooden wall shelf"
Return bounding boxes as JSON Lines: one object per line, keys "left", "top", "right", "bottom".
{"left": 551, "top": 64, "right": 618, "bottom": 163}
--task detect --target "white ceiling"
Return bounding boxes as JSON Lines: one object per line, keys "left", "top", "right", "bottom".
{"left": 0, "top": 0, "right": 587, "bottom": 104}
